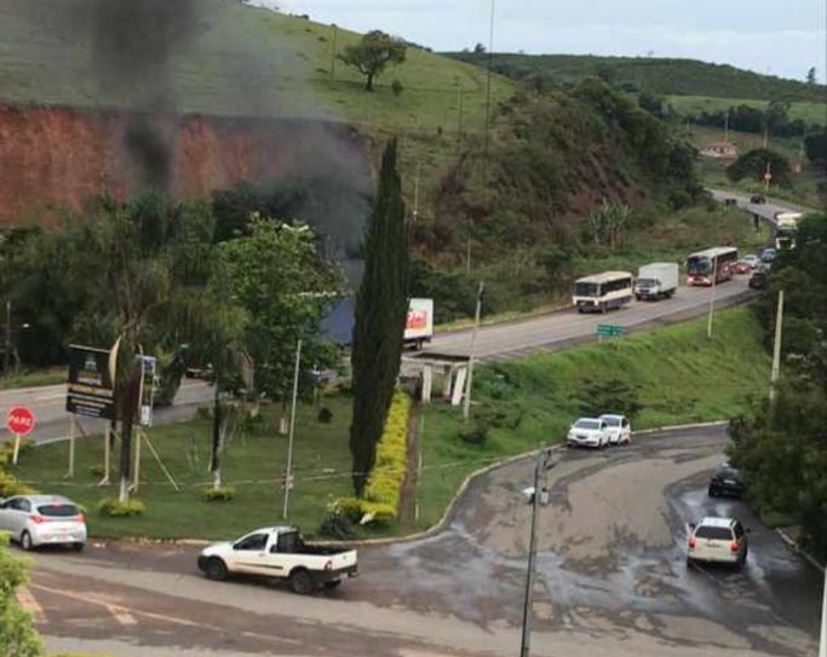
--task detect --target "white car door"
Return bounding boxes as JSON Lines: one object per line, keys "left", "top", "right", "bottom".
{"left": 4, "top": 497, "right": 30, "bottom": 538}
{"left": 227, "top": 532, "right": 271, "bottom": 575}
{"left": 0, "top": 498, "right": 14, "bottom": 532}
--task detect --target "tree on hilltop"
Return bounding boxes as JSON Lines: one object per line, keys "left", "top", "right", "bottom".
{"left": 339, "top": 31, "right": 406, "bottom": 92}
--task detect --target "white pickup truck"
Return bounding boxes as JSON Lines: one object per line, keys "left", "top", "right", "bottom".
{"left": 197, "top": 526, "right": 358, "bottom": 594}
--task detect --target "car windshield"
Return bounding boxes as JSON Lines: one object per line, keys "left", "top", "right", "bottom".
{"left": 695, "top": 526, "right": 733, "bottom": 540}
{"left": 636, "top": 278, "right": 655, "bottom": 287}
{"left": 687, "top": 256, "right": 711, "bottom": 276}
{"left": 38, "top": 503, "right": 80, "bottom": 517}
{"left": 602, "top": 417, "right": 621, "bottom": 427}
{"left": 716, "top": 467, "right": 740, "bottom": 478}
{"left": 574, "top": 419, "right": 601, "bottom": 429}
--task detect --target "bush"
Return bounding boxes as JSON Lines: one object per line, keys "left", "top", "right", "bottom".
{"left": 576, "top": 377, "right": 642, "bottom": 418}
{"left": 98, "top": 498, "right": 146, "bottom": 518}
{"left": 334, "top": 391, "right": 411, "bottom": 526}
{"left": 0, "top": 470, "right": 37, "bottom": 497}
{"left": 319, "top": 509, "right": 357, "bottom": 540}
{"left": 202, "top": 487, "right": 235, "bottom": 503}
{"left": 317, "top": 406, "right": 333, "bottom": 423}
{"left": 458, "top": 424, "right": 488, "bottom": 445}
{"left": 391, "top": 78, "right": 404, "bottom": 96}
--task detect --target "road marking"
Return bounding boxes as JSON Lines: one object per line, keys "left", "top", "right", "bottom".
{"left": 30, "top": 583, "right": 201, "bottom": 628}
{"left": 16, "top": 586, "right": 46, "bottom": 623}
{"left": 105, "top": 604, "right": 137, "bottom": 626}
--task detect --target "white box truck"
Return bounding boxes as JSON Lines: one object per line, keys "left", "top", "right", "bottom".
{"left": 634, "top": 263, "right": 679, "bottom": 301}
{"left": 405, "top": 298, "right": 434, "bottom": 349}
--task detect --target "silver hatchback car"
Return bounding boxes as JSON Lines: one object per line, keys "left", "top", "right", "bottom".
{"left": 0, "top": 495, "right": 87, "bottom": 551}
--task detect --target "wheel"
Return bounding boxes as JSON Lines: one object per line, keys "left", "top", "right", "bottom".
{"left": 323, "top": 579, "right": 342, "bottom": 590}
{"left": 204, "top": 557, "right": 228, "bottom": 581}
{"left": 289, "top": 569, "right": 315, "bottom": 595}
{"left": 635, "top": 295, "right": 641, "bottom": 301}
{"left": 70, "top": 542, "right": 85, "bottom": 552}
{"left": 708, "top": 485, "right": 718, "bottom": 498}
{"left": 20, "top": 531, "right": 34, "bottom": 551}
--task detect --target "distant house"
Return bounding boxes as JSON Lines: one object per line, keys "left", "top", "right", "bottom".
{"left": 700, "top": 141, "right": 738, "bottom": 159}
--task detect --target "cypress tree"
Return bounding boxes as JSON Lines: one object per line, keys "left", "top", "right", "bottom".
{"left": 349, "top": 139, "right": 410, "bottom": 497}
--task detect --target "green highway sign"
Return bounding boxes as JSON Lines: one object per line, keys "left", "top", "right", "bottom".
{"left": 596, "top": 324, "right": 624, "bottom": 338}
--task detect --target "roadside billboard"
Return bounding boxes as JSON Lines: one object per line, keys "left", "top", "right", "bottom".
{"left": 66, "top": 344, "right": 116, "bottom": 420}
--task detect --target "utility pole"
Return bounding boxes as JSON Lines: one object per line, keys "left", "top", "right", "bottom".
{"left": 724, "top": 109, "right": 730, "bottom": 143}
{"left": 3, "top": 299, "right": 10, "bottom": 374}
{"left": 706, "top": 257, "right": 719, "bottom": 339}
{"left": 462, "top": 282, "right": 484, "bottom": 421}
{"left": 282, "top": 338, "right": 302, "bottom": 519}
{"left": 764, "top": 161, "right": 772, "bottom": 192}
{"left": 819, "top": 565, "right": 826, "bottom": 657}
{"left": 520, "top": 448, "right": 555, "bottom": 657}
{"left": 412, "top": 164, "right": 420, "bottom": 224}
{"left": 329, "top": 24, "right": 338, "bottom": 80}
{"left": 768, "top": 290, "right": 784, "bottom": 405}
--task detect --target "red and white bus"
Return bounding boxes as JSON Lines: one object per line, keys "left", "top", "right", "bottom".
{"left": 686, "top": 247, "right": 738, "bottom": 286}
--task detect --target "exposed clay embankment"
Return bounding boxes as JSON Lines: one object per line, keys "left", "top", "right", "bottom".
{"left": 0, "top": 104, "right": 365, "bottom": 225}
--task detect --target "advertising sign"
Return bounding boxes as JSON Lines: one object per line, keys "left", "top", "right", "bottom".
{"left": 66, "top": 344, "right": 116, "bottom": 420}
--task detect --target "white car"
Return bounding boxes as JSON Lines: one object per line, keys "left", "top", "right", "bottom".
{"left": 566, "top": 417, "right": 610, "bottom": 448}
{"left": 599, "top": 414, "right": 632, "bottom": 445}
{"left": 0, "top": 495, "right": 87, "bottom": 551}
{"left": 198, "top": 526, "right": 358, "bottom": 594}
{"left": 742, "top": 254, "right": 760, "bottom": 269}
{"left": 687, "top": 516, "right": 749, "bottom": 567}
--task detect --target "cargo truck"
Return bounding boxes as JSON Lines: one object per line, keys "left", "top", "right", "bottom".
{"left": 634, "top": 262, "right": 679, "bottom": 301}
{"left": 405, "top": 298, "right": 434, "bottom": 350}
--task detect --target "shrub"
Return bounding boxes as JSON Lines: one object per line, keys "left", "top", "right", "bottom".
{"left": 0, "top": 470, "right": 37, "bottom": 497}
{"left": 334, "top": 391, "right": 411, "bottom": 526}
{"left": 98, "top": 498, "right": 146, "bottom": 518}
{"left": 202, "top": 487, "right": 235, "bottom": 503}
{"left": 391, "top": 78, "right": 404, "bottom": 96}
{"left": 317, "top": 406, "right": 333, "bottom": 423}
{"left": 458, "top": 424, "right": 488, "bottom": 445}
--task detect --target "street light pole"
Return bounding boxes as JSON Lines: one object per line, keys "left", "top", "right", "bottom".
{"left": 707, "top": 256, "right": 719, "bottom": 339}
{"left": 520, "top": 448, "right": 554, "bottom": 657}
{"left": 462, "top": 282, "right": 484, "bottom": 421}
{"left": 282, "top": 338, "right": 302, "bottom": 520}
{"left": 769, "top": 290, "right": 784, "bottom": 406}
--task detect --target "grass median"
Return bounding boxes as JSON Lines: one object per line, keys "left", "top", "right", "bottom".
{"left": 7, "top": 307, "right": 769, "bottom": 541}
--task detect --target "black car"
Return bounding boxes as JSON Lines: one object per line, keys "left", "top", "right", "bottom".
{"left": 709, "top": 463, "right": 746, "bottom": 498}
{"left": 749, "top": 269, "right": 768, "bottom": 289}
{"left": 750, "top": 194, "right": 766, "bottom": 204}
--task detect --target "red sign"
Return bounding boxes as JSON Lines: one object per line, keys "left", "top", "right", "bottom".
{"left": 407, "top": 310, "right": 428, "bottom": 330}
{"left": 6, "top": 406, "right": 36, "bottom": 436}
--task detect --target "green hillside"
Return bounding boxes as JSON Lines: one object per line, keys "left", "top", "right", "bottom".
{"left": 668, "top": 95, "right": 826, "bottom": 126}
{"left": 0, "top": 0, "right": 513, "bottom": 133}
{"left": 445, "top": 52, "right": 827, "bottom": 104}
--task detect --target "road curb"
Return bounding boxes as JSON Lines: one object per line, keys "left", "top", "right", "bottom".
{"left": 93, "top": 420, "right": 730, "bottom": 550}
{"left": 776, "top": 527, "right": 825, "bottom": 573}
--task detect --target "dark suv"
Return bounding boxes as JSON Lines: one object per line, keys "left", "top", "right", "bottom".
{"left": 708, "top": 463, "right": 746, "bottom": 498}
{"left": 750, "top": 194, "right": 766, "bottom": 204}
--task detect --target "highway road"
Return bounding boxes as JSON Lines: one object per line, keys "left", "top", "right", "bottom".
{"left": 423, "top": 275, "right": 755, "bottom": 360}
{"left": 20, "top": 426, "right": 821, "bottom": 657}
{"left": 707, "top": 188, "right": 800, "bottom": 227}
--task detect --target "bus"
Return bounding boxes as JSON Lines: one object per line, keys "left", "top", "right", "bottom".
{"left": 686, "top": 247, "right": 738, "bottom": 286}
{"left": 572, "top": 271, "right": 634, "bottom": 313}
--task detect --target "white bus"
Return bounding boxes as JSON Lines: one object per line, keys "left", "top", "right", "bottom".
{"left": 572, "top": 271, "right": 634, "bottom": 313}
{"left": 686, "top": 247, "right": 738, "bottom": 286}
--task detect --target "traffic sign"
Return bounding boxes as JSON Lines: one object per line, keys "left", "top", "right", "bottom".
{"left": 596, "top": 324, "right": 624, "bottom": 338}
{"left": 6, "top": 406, "right": 36, "bottom": 436}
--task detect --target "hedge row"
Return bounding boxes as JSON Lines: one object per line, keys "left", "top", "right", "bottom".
{"left": 336, "top": 391, "right": 411, "bottom": 525}
{"left": 0, "top": 440, "right": 37, "bottom": 497}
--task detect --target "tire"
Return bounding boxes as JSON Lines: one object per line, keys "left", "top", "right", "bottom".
{"left": 323, "top": 579, "right": 342, "bottom": 590}
{"left": 20, "top": 531, "right": 34, "bottom": 551}
{"left": 289, "top": 569, "right": 316, "bottom": 595}
{"left": 708, "top": 486, "right": 717, "bottom": 498}
{"left": 70, "top": 542, "right": 85, "bottom": 552}
{"left": 204, "top": 557, "right": 228, "bottom": 581}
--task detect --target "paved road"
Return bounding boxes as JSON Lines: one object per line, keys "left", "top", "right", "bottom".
{"left": 20, "top": 426, "right": 821, "bottom": 657}
{"left": 424, "top": 276, "right": 754, "bottom": 360}
{"left": 708, "top": 188, "right": 799, "bottom": 227}
{"left": 0, "top": 379, "right": 213, "bottom": 444}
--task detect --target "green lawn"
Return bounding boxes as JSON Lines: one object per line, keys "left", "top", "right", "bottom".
{"left": 0, "top": 368, "right": 66, "bottom": 389}
{"left": 8, "top": 398, "right": 354, "bottom": 541}
{"left": 416, "top": 307, "right": 770, "bottom": 528}
{"left": 668, "top": 95, "right": 827, "bottom": 126}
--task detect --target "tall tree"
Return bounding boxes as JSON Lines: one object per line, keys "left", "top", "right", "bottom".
{"left": 338, "top": 30, "right": 406, "bottom": 92}
{"left": 349, "top": 140, "right": 410, "bottom": 496}
{"left": 806, "top": 66, "right": 817, "bottom": 84}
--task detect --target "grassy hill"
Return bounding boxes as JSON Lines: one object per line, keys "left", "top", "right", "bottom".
{"left": 444, "top": 52, "right": 827, "bottom": 104}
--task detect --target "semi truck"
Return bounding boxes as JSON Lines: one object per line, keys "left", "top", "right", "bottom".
{"left": 774, "top": 212, "right": 801, "bottom": 250}
{"left": 634, "top": 262, "right": 679, "bottom": 301}
{"left": 405, "top": 298, "right": 434, "bottom": 349}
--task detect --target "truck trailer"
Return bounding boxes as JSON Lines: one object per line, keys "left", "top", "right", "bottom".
{"left": 634, "top": 262, "right": 679, "bottom": 301}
